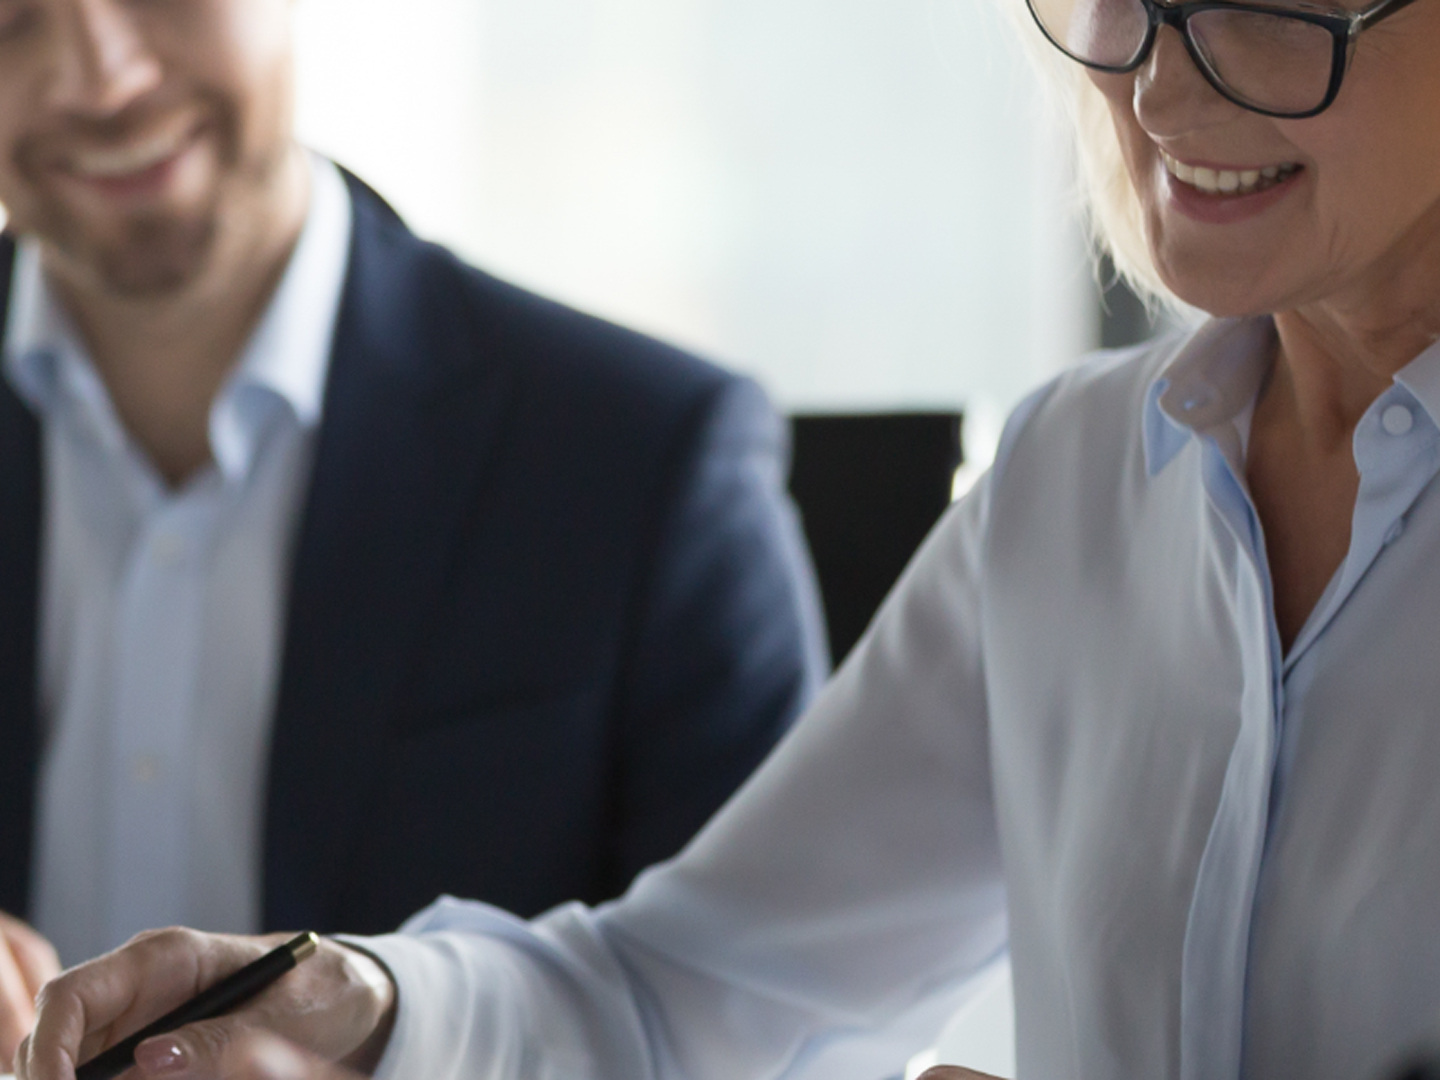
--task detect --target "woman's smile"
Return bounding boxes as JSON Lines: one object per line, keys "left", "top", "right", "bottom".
{"left": 1154, "top": 146, "right": 1308, "bottom": 227}
{"left": 1157, "top": 150, "right": 1301, "bottom": 197}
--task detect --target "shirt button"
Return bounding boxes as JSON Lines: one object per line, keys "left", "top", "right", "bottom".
{"left": 1386, "top": 520, "right": 1406, "bottom": 545}
{"left": 132, "top": 755, "right": 161, "bottom": 785}
{"left": 1382, "top": 404, "right": 1415, "bottom": 436}
{"left": 152, "top": 533, "right": 186, "bottom": 566}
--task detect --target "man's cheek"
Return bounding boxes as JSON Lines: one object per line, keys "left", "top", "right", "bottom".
{"left": 0, "top": 178, "right": 38, "bottom": 233}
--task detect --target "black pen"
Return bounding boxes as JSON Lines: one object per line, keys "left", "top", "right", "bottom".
{"left": 74, "top": 932, "right": 321, "bottom": 1080}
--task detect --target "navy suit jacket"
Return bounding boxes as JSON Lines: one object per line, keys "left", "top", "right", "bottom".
{"left": 0, "top": 174, "right": 827, "bottom": 936}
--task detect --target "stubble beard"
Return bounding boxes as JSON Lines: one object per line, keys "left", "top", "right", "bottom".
{"left": 17, "top": 92, "right": 260, "bottom": 300}
{"left": 65, "top": 208, "right": 221, "bottom": 298}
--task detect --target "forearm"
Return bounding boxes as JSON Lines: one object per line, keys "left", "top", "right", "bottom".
{"left": 352, "top": 903, "right": 654, "bottom": 1080}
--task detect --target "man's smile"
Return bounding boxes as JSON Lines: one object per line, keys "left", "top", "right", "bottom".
{"left": 60, "top": 114, "right": 199, "bottom": 182}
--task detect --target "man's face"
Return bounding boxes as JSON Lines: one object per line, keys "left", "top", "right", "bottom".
{"left": 0, "top": 0, "right": 297, "bottom": 297}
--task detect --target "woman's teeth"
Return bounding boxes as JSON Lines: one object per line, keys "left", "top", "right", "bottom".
{"left": 1160, "top": 150, "right": 1299, "bottom": 196}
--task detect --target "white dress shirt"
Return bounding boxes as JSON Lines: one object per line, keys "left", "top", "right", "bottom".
{"left": 354, "top": 315, "right": 1440, "bottom": 1080}
{"left": 2, "top": 155, "right": 353, "bottom": 967}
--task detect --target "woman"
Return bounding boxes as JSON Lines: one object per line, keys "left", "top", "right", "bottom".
{"left": 16, "top": 3, "right": 1440, "bottom": 1080}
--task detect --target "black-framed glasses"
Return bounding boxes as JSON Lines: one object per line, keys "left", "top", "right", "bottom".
{"left": 1025, "top": 0, "right": 1421, "bottom": 118}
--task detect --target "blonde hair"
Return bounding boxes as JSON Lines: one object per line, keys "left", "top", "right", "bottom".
{"left": 1001, "top": 0, "right": 1173, "bottom": 304}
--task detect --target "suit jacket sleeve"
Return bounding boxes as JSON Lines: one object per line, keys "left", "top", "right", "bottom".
{"left": 607, "top": 374, "right": 829, "bottom": 885}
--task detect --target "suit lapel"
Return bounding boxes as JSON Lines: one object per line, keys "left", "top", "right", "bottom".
{"left": 263, "top": 182, "right": 514, "bottom": 931}
{"left": 0, "top": 237, "right": 43, "bottom": 918}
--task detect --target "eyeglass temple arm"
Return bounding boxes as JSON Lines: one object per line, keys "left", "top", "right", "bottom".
{"left": 1356, "top": 0, "right": 1421, "bottom": 30}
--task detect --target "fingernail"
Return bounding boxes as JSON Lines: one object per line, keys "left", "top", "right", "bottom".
{"left": 134, "top": 1038, "right": 190, "bottom": 1075}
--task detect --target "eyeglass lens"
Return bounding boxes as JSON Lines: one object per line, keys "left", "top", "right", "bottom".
{"left": 1028, "top": 0, "right": 1337, "bottom": 114}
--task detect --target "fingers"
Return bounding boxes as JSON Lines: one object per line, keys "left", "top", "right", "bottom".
{"left": 917, "top": 1067, "right": 1009, "bottom": 1080}
{"left": 132, "top": 1016, "right": 243, "bottom": 1077}
{"left": 127, "top": 1028, "right": 369, "bottom": 1080}
{"left": 0, "top": 914, "right": 62, "bottom": 1000}
{"left": 15, "top": 931, "right": 394, "bottom": 1080}
{"left": 0, "top": 912, "right": 57, "bottom": 1071}
{"left": 127, "top": 1006, "right": 377, "bottom": 1080}
{"left": 17, "top": 929, "right": 269, "bottom": 1080}
{"left": 0, "top": 939, "right": 36, "bottom": 1070}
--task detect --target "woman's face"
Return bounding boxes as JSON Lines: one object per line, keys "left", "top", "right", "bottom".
{"left": 1091, "top": 8, "right": 1440, "bottom": 318}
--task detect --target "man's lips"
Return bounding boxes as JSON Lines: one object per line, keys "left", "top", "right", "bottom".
{"left": 54, "top": 114, "right": 202, "bottom": 185}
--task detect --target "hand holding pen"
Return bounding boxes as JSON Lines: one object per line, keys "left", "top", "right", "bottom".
{"left": 12, "top": 930, "right": 395, "bottom": 1080}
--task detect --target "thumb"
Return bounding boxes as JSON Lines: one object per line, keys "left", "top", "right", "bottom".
{"left": 129, "top": 1024, "right": 366, "bottom": 1080}
{"left": 130, "top": 1015, "right": 255, "bottom": 1078}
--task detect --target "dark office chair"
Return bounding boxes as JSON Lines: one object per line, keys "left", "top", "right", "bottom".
{"left": 788, "top": 412, "right": 963, "bottom": 666}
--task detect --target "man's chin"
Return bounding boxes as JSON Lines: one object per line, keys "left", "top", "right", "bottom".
{"left": 49, "top": 213, "right": 219, "bottom": 299}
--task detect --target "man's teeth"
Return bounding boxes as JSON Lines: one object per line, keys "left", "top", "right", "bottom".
{"left": 1160, "top": 150, "right": 1299, "bottom": 196}
{"left": 69, "top": 125, "right": 191, "bottom": 180}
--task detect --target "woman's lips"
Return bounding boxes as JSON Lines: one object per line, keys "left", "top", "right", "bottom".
{"left": 1158, "top": 152, "right": 1306, "bottom": 226}
{"left": 1160, "top": 149, "right": 1301, "bottom": 197}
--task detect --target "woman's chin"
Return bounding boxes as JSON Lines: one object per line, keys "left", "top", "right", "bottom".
{"left": 1152, "top": 260, "right": 1287, "bottom": 321}
{"left": 1175, "top": 293, "right": 1274, "bottom": 320}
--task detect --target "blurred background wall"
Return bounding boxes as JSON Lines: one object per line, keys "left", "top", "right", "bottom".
{"left": 292, "top": 0, "right": 1102, "bottom": 475}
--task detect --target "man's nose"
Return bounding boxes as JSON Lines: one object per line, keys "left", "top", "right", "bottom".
{"left": 1132, "top": 26, "right": 1239, "bottom": 136}
{"left": 45, "top": 0, "right": 163, "bottom": 118}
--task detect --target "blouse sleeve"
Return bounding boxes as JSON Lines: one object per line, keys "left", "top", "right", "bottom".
{"left": 358, "top": 469, "right": 1008, "bottom": 1080}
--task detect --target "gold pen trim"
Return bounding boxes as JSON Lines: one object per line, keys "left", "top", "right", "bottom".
{"left": 287, "top": 931, "right": 321, "bottom": 963}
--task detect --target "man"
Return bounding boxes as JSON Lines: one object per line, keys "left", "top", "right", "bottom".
{"left": 0, "top": 0, "right": 827, "bottom": 1060}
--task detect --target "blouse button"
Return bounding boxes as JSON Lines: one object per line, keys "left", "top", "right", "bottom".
{"left": 1382, "top": 404, "right": 1415, "bottom": 436}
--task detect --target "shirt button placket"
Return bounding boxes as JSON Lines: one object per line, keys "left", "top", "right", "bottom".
{"left": 103, "top": 511, "right": 203, "bottom": 952}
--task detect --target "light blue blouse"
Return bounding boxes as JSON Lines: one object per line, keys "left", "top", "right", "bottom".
{"left": 356, "top": 316, "right": 1440, "bottom": 1080}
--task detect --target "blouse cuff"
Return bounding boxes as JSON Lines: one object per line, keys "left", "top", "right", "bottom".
{"left": 333, "top": 929, "right": 520, "bottom": 1080}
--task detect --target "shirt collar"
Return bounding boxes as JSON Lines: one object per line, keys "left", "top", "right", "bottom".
{"left": 1392, "top": 335, "right": 1440, "bottom": 428}
{"left": 210, "top": 153, "right": 352, "bottom": 480}
{"left": 3, "top": 242, "right": 133, "bottom": 460}
{"left": 1142, "top": 317, "right": 1440, "bottom": 479}
{"left": 3, "top": 239, "right": 75, "bottom": 414}
{"left": 1143, "top": 316, "right": 1277, "bottom": 477}
{"left": 1, "top": 152, "right": 353, "bottom": 485}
